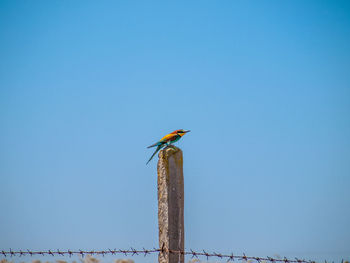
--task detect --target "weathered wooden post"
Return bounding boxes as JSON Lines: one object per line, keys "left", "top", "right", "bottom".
{"left": 157, "top": 146, "right": 184, "bottom": 263}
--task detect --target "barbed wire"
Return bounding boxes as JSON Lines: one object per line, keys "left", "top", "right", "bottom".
{"left": 0, "top": 248, "right": 318, "bottom": 263}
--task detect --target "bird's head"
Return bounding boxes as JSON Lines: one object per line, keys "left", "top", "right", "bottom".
{"left": 173, "top": 129, "right": 191, "bottom": 137}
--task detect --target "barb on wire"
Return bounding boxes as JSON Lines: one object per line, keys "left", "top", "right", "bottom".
{"left": 0, "top": 248, "right": 320, "bottom": 263}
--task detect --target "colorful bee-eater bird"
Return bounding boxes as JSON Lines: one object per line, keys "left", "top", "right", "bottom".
{"left": 146, "top": 129, "right": 190, "bottom": 164}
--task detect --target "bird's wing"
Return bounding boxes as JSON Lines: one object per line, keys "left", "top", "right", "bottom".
{"left": 147, "top": 133, "right": 179, "bottom": 148}
{"left": 159, "top": 133, "right": 178, "bottom": 143}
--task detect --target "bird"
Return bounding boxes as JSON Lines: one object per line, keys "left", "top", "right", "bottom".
{"left": 146, "top": 129, "right": 190, "bottom": 164}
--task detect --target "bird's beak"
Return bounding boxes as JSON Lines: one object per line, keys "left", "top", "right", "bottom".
{"left": 184, "top": 130, "right": 191, "bottom": 133}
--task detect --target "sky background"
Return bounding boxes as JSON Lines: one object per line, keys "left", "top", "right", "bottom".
{"left": 1, "top": 1, "right": 350, "bottom": 262}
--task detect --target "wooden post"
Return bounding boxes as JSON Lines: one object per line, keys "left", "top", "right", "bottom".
{"left": 157, "top": 146, "right": 184, "bottom": 263}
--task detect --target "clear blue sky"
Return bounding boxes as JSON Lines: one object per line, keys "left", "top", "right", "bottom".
{"left": 1, "top": 1, "right": 349, "bottom": 262}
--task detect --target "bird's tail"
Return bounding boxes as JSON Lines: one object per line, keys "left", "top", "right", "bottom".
{"left": 147, "top": 141, "right": 162, "bottom": 148}
{"left": 146, "top": 145, "right": 163, "bottom": 164}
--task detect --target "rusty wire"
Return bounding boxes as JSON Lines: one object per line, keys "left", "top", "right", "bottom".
{"left": 0, "top": 248, "right": 317, "bottom": 263}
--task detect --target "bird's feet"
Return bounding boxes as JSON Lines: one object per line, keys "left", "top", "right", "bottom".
{"left": 164, "top": 144, "right": 176, "bottom": 149}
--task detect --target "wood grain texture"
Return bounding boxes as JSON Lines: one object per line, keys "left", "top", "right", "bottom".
{"left": 157, "top": 146, "right": 184, "bottom": 263}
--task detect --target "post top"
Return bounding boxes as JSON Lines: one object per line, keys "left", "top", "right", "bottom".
{"left": 158, "top": 146, "right": 182, "bottom": 159}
